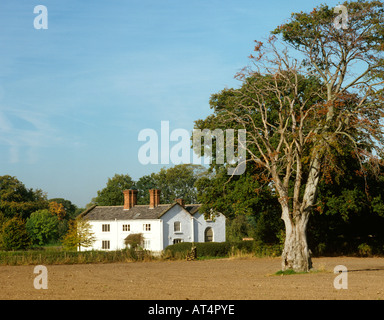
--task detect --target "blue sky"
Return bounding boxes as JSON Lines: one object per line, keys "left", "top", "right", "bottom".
{"left": 0, "top": 0, "right": 341, "bottom": 207}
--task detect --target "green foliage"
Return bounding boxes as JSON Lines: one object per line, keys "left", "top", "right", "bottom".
{"left": 49, "top": 198, "right": 80, "bottom": 220}
{"left": 308, "top": 161, "right": 384, "bottom": 256}
{"left": 62, "top": 218, "right": 96, "bottom": 251}
{"left": 226, "top": 216, "right": 256, "bottom": 242}
{"left": 91, "top": 164, "right": 206, "bottom": 207}
{"left": 135, "top": 164, "right": 205, "bottom": 205}
{"left": 26, "top": 209, "right": 59, "bottom": 246}
{"left": 275, "top": 269, "right": 299, "bottom": 276}
{"left": 0, "top": 217, "right": 31, "bottom": 251}
{"left": 0, "top": 175, "right": 48, "bottom": 220}
{"left": 151, "top": 164, "right": 206, "bottom": 204}
{"left": 195, "top": 165, "right": 281, "bottom": 219}
{"left": 164, "top": 241, "right": 282, "bottom": 259}
{"left": 124, "top": 233, "right": 144, "bottom": 249}
{"left": 91, "top": 174, "right": 135, "bottom": 206}
{"left": 358, "top": 243, "right": 372, "bottom": 257}
{"left": 0, "top": 249, "right": 156, "bottom": 266}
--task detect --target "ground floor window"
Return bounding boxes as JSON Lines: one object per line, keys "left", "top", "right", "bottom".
{"left": 205, "top": 227, "right": 213, "bottom": 242}
{"left": 173, "top": 238, "right": 183, "bottom": 244}
{"left": 102, "top": 240, "right": 110, "bottom": 249}
{"left": 143, "top": 239, "right": 151, "bottom": 249}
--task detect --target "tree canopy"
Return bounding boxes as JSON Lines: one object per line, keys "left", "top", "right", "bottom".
{"left": 91, "top": 164, "right": 206, "bottom": 206}
{"left": 194, "top": 0, "right": 384, "bottom": 271}
{"left": 0, "top": 175, "right": 48, "bottom": 220}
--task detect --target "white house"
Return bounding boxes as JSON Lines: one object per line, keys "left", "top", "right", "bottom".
{"left": 79, "top": 189, "right": 226, "bottom": 253}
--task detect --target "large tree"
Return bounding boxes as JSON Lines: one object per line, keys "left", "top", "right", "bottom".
{"left": 196, "top": 0, "right": 384, "bottom": 271}
{"left": 26, "top": 209, "right": 59, "bottom": 246}
{"left": 0, "top": 175, "right": 48, "bottom": 220}
{"left": 91, "top": 165, "right": 206, "bottom": 206}
{"left": 150, "top": 164, "right": 206, "bottom": 204}
{"left": 91, "top": 174, "right": 135, "bottom": 206}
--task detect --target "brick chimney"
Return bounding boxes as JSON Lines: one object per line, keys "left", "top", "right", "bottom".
{"left": 149, "top": 189, "right": 161, "bottom": 209}
{"left": 175, "top": 198, "right": 185, "bottom": 207}
{"left": 123, "top": 189, "right": 138, "bottom": 210}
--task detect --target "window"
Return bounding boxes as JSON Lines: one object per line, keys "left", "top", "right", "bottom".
{"left": 205, "top": 227, "right": 213, "bottom": 242}
{"left": 143, "top": 239, "right": 151, "bottom": 249}
{"left": 174, "top": 221, "right": 181, "bottom": 232}
{"left": 102, "top": 224, "right": 110, "bottom": 232}
{"left": 122, "top": 224, "right": 130, "bottom": 232}
{"left": 173, "top": 239, "right": 183, "bottom": 244}
{"left": 143, "top": 224, "right": 151, "bottom": 231}
{"left": 102, "top": 240, "right": 110, "bottom": 249}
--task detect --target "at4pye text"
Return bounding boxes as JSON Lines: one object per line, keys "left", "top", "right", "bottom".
{"left": 190, "top": 304, "right": 235, "bottom": 315}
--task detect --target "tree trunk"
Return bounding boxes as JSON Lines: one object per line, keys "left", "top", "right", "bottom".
{"left": 281, "top": 214, "right": 312, "bottom": 272}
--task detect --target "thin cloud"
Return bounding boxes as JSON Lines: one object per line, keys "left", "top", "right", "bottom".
{"left": 0, "top": 106, "right": 64, "bottom": 163}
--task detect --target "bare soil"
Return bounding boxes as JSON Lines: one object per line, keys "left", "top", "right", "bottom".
{"left": 1, "top": 257, "right": 384, "bottom": 300}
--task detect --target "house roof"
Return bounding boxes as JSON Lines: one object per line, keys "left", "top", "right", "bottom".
{"left": 79, "top": 203, "right": 202, "bottom": 221}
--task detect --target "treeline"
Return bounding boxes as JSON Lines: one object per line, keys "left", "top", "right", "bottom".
{"left": 89, "top": 164, "right": 206, "bottom": 206}
{"left": 199, "top": 162, "right": 384, "bottom": 256}
{"left": 0, "top": 164, "right": 206, "bottom": 251}
{"left": 0, "top": 175, "right": 83, "bottom": 250}
{"left": 3, "top": 157, "right": 384, "bottom": 256}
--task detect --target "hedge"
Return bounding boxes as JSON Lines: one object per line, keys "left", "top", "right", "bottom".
{"left": 0, "top": 249, "right": 155, "bottom": 266}
{"left": 164, "top": 241, "right": 282, "bottom": 259}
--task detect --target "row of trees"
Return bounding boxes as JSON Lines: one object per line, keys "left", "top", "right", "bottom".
{"left": 0, "top": 175, "right": 83, "bottom": 250}
{"left": 89, "top": 164, "right": 206, "bottom": 206}
{"left": 0, "top": 165, "right": 206, "bottom": 251}
{"left": 2, "top": 159, "right": 384, "bottom": 256}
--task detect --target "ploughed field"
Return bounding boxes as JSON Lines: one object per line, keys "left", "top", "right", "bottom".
{"left": 1, "top": 257, "right": 384, "bottom": 300}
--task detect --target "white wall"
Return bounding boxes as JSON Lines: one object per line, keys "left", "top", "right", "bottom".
{"left": 80, "top": 206, "right": 226, "bottom": 252}
{"left": 82, "top": 219, "right": 162, "bottom": 251}
{"left": 193, "top": 211, "right": 226, "bottom": 243}
{"left": 161, "top": 205, "right": 194, "bottom": 249}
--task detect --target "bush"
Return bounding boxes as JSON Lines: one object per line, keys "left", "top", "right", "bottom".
{"left": 124, "top": 233, "right": 144, "bottom": 249}
{"left": 358, "top": 243, "right": 372, "bottom": 257}
{"left": 164, "top": 241, "right": 282, "bottom": 259}
{"left": 0, "top": 217, "right": 31, "bottom": 251}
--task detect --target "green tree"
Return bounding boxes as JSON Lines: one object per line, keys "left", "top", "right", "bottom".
{"left": 151, "top": 164, "right": 206, "bottom": 204}
{"left": 0, "top": 217, "right": 31, "bottom": 251}
{"left": 195, "top": 0, "right": 384, "bottom": 272}
{"left": 196, "top": 164, "right": 283, "bottom": 244}
{"left": 308, "top": 160, "right": 384, "bottom": 255}
{"left": 91, "top": 174, "right": 135, "bottom": 206}
{"left": 26, "top": 209, "right": 59, "bottom": 246}
{"left": 92, "top": 165, "right": 206, "bottom": 207}
{"left": 62, "top": 218, "right": 95, "bottom": 251}
{"left": 49, "top": 198, "right": 79, "bottom": 220}
{"left": 0, "top": 175, "right": 48, "bottom": 219}
{"left": 135, "top": 174, "right": 157, "bottom": 205}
